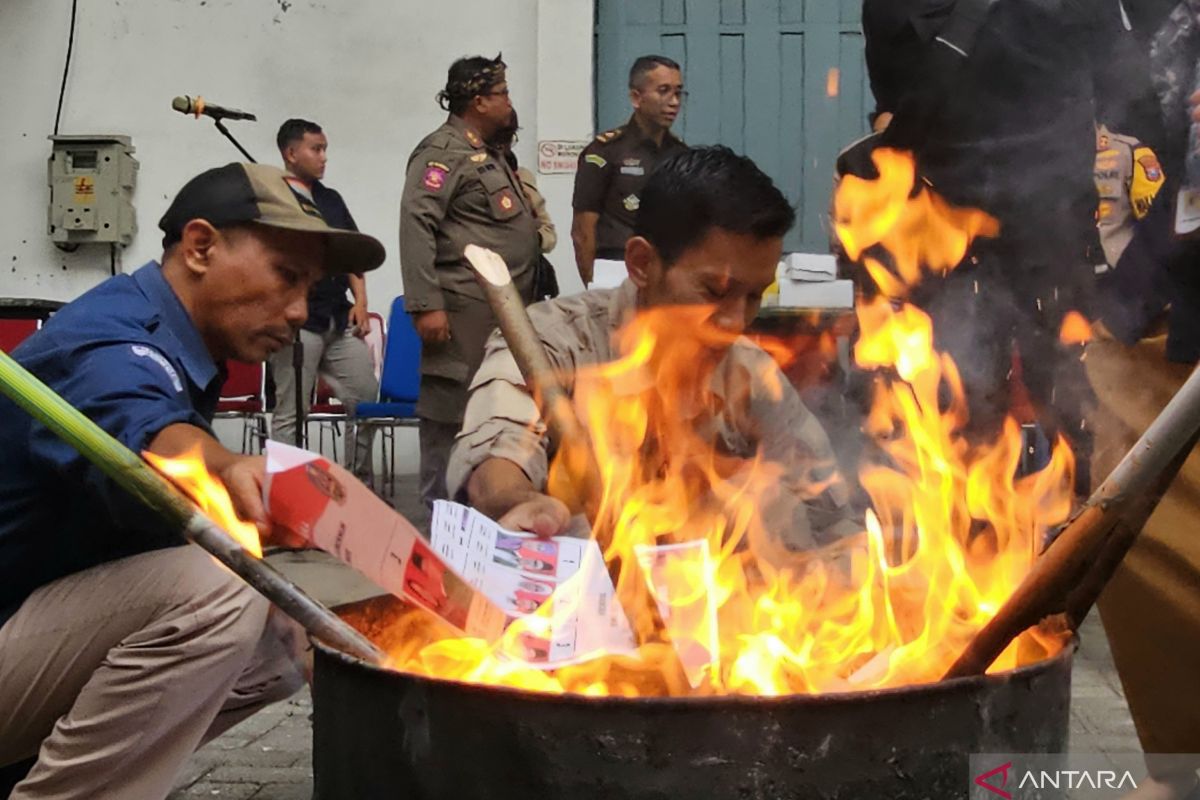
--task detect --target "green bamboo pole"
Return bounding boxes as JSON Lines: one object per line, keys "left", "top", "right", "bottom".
{"left": 0, "top": 346, "right": 385, "bottom": 665}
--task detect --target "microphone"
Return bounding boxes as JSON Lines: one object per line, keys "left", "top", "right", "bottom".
{"left": 171, "top": 95, "right": 257, "bottom": 122}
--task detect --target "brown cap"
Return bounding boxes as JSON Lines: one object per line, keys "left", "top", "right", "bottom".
{"left": 158, "top": 163, "right": 385, "bottom": 274}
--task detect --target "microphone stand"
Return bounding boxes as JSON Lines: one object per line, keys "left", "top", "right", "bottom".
{"left": 213, "top": 119, "right": 257, "bottom": 163}
{"left": 203, "top": 115, "right": 306, "bottom": 448}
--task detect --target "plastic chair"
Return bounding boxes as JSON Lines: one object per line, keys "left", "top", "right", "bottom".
{"left": 215, "top": 360, "right": 267, "bottom": 454}
{"left": 353, "top": 296, "right": 421, "bottom": 497}
{"left": 306, "top": 377, "right": 346, "bottom": 461}
{"left": 0, "top": 319, "right": 38, "bottom": 353}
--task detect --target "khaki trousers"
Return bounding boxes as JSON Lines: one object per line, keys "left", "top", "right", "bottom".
{"left": 269, "top": 322, "right": 378, "bottom": 476}
{"left": 1087, "top": 336, "right": 1200, "bottom": 753}
{"left": 0, "top": 545, "right": 307, "bottom": 799}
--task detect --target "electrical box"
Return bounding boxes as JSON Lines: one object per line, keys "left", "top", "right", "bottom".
{"left": 47, "top": 135, "right": 138, "bottom": 249}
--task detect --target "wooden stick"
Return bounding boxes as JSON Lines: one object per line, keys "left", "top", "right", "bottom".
{"left": 464, "top": 245, "right": 603, "bottom": 521}
{"left": 944, "top": 363, "right": 1200, "bottom": 679}
{"left": 0, "top": 347, "right": 386, "bottom": 665}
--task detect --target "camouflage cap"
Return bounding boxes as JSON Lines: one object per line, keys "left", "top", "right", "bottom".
{"left": 158, "top": 162, "right": 386, "bottom": 274}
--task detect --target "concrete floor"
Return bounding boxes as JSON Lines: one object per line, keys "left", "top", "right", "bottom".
{"left": 168, "top": 475, "right": 1143, "bottom": 799}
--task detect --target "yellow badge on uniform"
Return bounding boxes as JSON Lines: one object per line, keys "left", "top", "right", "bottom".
{"left": 465, "top": 129, "right": 483, "bottom": 148}
{"left": 623, "top": 194, "right": 640, "bottom": 212}
{"left": 470, "top": 152, "right": 488, "bottom": 163}
{"left": 585, "top": 154, "right": 607, "bottom": 168}
{"left": 499, "top": 190, "right": 515, "bottom": 211}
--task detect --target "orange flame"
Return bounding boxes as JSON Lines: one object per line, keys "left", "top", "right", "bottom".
{"left": 1059, "top": 311, "right": 1092, "bottom": 345}
{"left": 145, "top": 449, "right": 263, "bottom": 557}
{"left": 382, "top": 149, "right": 1070, "bottom": 696}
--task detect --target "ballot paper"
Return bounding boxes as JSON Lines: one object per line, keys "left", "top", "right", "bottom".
{"left": 633, "top": 539, "right": 720, "bottom": 689}
{"left": 262, "top": 442, "right": 506, "bottom": 641}
{"left": 431, "top": 500, "right": 637, "bottom": 668}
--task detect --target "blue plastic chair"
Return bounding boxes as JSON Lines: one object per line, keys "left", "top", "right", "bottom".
{"left": 352, "top": 296, "right": 421, "bottom": 497}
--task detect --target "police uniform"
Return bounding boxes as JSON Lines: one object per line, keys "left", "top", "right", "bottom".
{"left": 1094, "top": 124, "right": 1165, "bottom": 270}
{"left": 572, "top": 117, "right": 687, "bottom": 260}
{"left": 446, "top": 280, "right": 859, "bottom": 554}
{"left": 399, "top": 114, "right": 539, "bottom": 504}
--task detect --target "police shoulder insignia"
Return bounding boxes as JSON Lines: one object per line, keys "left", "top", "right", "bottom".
{"left": 596, "top": 127, "right": 623, "bottom": 143}
{"left": 426, "top": 161, "right": 450, "bottom": 172}
{"left": 584, "top": 154, "right": 608, "bottom": 168}
{"left": 465, "top": 129, "right": 483, "bottom": 148}
{"left": 470, "top": 152, "right": 489, "bottom": 163}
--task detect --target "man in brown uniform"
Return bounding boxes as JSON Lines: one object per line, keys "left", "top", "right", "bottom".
{"left": 571, "top": 55, "right": 687, "bottom": 288}
{"left": 449, "top": 147, "right": 855, "bottom": 552}
{"left": 400, "top": 54, "right": 540, "bottom": 505}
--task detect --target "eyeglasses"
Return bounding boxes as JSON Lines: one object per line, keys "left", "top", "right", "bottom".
{"left": 651, "top": 87, "right": 687, "bottom": 101}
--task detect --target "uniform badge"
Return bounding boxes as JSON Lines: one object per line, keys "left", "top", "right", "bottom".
{"left": 623, "top": 194, "right": 640, "bottom": 212}
{"left": 499, "top": 190, "right": 515, "bottom": 211}
{"left": 423, "top": 165, "right": 448, "bottom": 192}
{"left": 620, "top": 165, "right": 645, "bottom": 176}
{"left": 470, "top": 152, "right": 488, "bottom": 163}
{"left": 465, "top": 129, "right": 483, "bottom": 147}
{"left": 1138, "top": 153, "right": 1164, "bottom": 182}
{"left": 585, "top": 154, "right": 607, "bottom": 168}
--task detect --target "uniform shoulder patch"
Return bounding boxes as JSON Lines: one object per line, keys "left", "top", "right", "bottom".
{"left": 584, "top": 153, "right": 608, "bottom": 168}
{"left": 422, "top": 163, "right": 449, "bottom": 192}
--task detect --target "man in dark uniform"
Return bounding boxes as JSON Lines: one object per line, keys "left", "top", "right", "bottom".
{"left": 857, "top": 0, "right": 1113, "bottom": 488}
{"left": 571, "top": 55, "right": 687, "bottom": 287}
{"left": 399, "top": 54, "right": 539, "bottom": 506}
{"left": 270, "top": 119, "right": 377, "bottom": 476}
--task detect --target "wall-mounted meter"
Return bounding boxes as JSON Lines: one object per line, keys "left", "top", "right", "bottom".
{"left": 48, "top": 135, "right": 138, "bottom": 250}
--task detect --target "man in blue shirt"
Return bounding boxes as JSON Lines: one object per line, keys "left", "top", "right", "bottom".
{"left": 0, "top": 162, "right": 384, "bottom": 798}
{"left": 270, "top": 119, "right": 378, "bottom": 475}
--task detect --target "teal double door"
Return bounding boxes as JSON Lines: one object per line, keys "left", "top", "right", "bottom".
{"left": 595, "top": 0, "right": 874, "bottom": 253}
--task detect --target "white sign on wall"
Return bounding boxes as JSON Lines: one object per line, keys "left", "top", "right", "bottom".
{"left": 537, "top": 140, "right": 588, "bottom": 174}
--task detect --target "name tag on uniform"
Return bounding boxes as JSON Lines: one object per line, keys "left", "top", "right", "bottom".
{"left": 620, "top": 165, "right": 645, "bottom": 176}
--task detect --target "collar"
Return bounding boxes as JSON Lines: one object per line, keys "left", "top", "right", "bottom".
{"left": 627, "top": 115, "right": 676, "bottom": 149}
{"left": 131, "top": 263, "right": 220, "bottom": 391}
{"left": 447, "top": 114, "right": 486, "bottom": 149}
{"left": 605, "top": 279, "right": 641, "bottom": 341}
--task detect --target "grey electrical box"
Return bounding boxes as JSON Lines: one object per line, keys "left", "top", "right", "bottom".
{"left": 47, "top": 135, "right": 138, "bottom": 248}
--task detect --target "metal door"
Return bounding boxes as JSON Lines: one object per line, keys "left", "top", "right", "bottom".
{"left": 595, "top": 0, "right": 874, "bottom": 252}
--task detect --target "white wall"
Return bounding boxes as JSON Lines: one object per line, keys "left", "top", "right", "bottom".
{"left": 1, "top": 0, "right": 595, "bottom": 468}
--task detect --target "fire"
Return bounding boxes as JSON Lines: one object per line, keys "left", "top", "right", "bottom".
{"left": 1059, "top": 310, "right": 1092, "bottom": 345}
{"left": 145, "top": 448, "right": 263, "bottom": 557}
{"left": 383, "top": 148, "right": 1072, "bottom": 696}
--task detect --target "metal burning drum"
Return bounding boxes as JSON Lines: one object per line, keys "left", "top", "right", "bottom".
{"left": 312, "top": 597, "right": 1073, "bottom": 800}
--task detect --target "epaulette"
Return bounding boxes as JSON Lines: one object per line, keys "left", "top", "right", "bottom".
{"left": 595, "top": 126, "right": 625, "bottom": 144}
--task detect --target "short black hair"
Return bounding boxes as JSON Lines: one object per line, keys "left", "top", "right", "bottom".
{"left": 629, "top": 55, "right": 681, "bottom": 90}
{"left": 439, "top": 54, "right": 506, "bottom": 115}
{"left": 276, "top": 119, "right": 322, "bottom": 153}
{"left": 634, "top": 146, "right": 795, "bottom": 267}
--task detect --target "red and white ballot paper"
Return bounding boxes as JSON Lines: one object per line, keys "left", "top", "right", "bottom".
{"left": 261, "top": 442, "right": 634, "bottom": 667}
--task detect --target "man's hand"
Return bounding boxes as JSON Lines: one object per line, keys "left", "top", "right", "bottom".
{"left": 497, "top": 492, "right": 572, "bottom": 538}
{"left": 414, "top": 309, "right": 451, "bottom": 343}
{"left": 348, "top": 303, "right": 371, "bottom": 337}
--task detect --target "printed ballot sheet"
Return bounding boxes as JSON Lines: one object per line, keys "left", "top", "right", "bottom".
{"left": 431, "top": 500, "right": 636, "bottom": 668}
{"left": 262, "top": 442, "right": 506, "bottom": 641}
{"left": 634, "top": 539, "right": 720, "bottom": 688}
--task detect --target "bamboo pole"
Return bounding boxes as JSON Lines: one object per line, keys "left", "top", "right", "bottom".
{"left": 944, "top": 364, "right": 1200, "bottom": 679}
{"left": 0, "top": 347, "right": 385, "bottom": 665}
{"left": 464, "top": 245, "right": 603, "bottom": 522}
